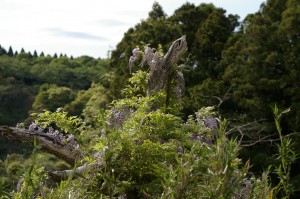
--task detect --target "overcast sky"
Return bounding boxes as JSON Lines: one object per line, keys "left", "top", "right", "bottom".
{"left": 0, "top": 0, "right": 264, "bottom": 58}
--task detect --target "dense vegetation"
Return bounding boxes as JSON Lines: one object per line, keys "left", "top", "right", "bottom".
{"left": 0, "top": 0, "right": 299, "bottom": 198}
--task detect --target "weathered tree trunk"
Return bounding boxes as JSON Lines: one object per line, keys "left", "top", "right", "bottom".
{"left": 129, "top": 35, "right": 187, "bottom": 112}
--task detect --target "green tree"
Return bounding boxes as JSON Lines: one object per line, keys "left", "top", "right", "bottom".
{"left": 213, "top": 2, "right": 300, "bottom": 194}
{"left": 169, "top": 3, "right": 215, "bottom": 52}
{"left": 33, "top": 50, "right": 38, "bottom": 58}
{"left": 148, "top": 1, "right": 166, "bottom": 20}
{"left": 7, "top": 46, "right": 13, "bottom": 57}
{"left": 0, "top": 45, "right": 7, "bottom": 55}
{"left": 220, "top": 0, "right": 296, "bottom": 122}
{"left": 16, "top": 51, "right": 33, "bottom": 62}
{"left": 190, "top": 8, "right": 239, "bottom": 84}
{"left": 32, "top": 85, "right": 75, "bottom": 112}
{"left": 181, "top": 7, "right": 239, "bottom": 116}
{"left": 278, "top": 0, "right": 300, "bottom": 130}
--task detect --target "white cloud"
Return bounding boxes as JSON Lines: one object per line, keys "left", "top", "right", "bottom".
{"left": 45, "top": 28, "right": 107, "bottom": 41}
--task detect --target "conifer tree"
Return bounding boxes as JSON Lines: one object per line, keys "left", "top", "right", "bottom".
{"left": 28, "top": 51, "right": 33, "bottom": 58}
{"left": 0, "top": 45, "right": 7, "bottom": 55}
{"left": 7, "top": 46, "right": 14, "bottom": 57}
{"left": 33, "top": 50, "right": 38, "bottom": 58}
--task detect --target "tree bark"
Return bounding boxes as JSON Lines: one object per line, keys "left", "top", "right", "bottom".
{"left": 0, "top": 126, "right": 81, "bottom": 166}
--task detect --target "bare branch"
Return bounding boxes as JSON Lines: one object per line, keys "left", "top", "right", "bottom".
{"left": 226, "top": 119, "right": 267, "bottom": 136}
{"left": 240, "top": 133, "right": 277, "bottom": 147}
{"left": 0, "top": 125, "right": 82, "bottom": 166}
{"left": 48, "top": 163, "right": 100, "bottom": 182}
{"left": 197, "top": 86, "right": 232, "bottom": 115}
{"left": 241, "top": 132, "right": 298, "bottom": 147}
{"left": 214, "top": 85, "right": 232, "bottom": 114}
{"left": 225, "top": 118, "right": 298, "bottom": 147}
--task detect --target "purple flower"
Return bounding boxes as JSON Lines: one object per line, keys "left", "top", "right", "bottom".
{"left": 129, "top": 48, "right": 142, "bottom": 72}
{"left": 204, "top": 118, "right": 218, "bottom": 130}
{"left": 132, "top": 48, "right": 140, "bottom": 57}
{"left": 141, "top": 46, "right": 154, "bottom": 66}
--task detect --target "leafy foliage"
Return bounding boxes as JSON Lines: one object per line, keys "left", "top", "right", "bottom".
{"left": 32, "top": 85, "right": 75, "bottom": 112}
{"left": 34, "top": 108, "right": 84, "bottom": 135}
{"left": 9, "top": 68, "right": 277, "bottom": 198}
{"left": 0, "top": 52, "right": 108, "bottom": 125}
{"left": 272, "top": 105, "right": 297, "bottom": 198}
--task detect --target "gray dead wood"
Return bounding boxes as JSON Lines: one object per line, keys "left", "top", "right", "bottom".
{"left": 0, "top": 126, "right": 81, "bottom": 166}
